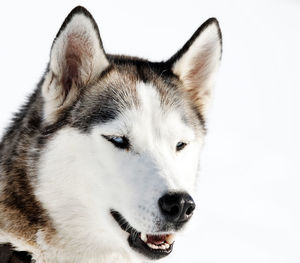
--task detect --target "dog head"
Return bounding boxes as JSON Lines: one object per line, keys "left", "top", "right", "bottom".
{"left": 37, "top": 6, "right": 222, "bottom": 261}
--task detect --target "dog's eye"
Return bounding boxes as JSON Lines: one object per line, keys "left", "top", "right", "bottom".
{"left": 102, "top": 135, "right": 130, "bottom": 150}
{"left": 176, "top": 141, "right": 187, "bottom": 152}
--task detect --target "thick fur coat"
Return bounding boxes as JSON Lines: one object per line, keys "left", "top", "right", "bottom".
{"left": 0, "top": 6, "right": 222, "bottom": 263}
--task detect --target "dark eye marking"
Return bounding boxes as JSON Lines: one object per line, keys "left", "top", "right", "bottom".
{"left": 176, "top": 141, "right": 187, "bottom": 152}
{"left": 102, "top": 135, "right": 130, "bottom": 150}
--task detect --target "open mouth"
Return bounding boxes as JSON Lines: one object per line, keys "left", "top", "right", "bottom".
{"left": 111, "top": 210, "right": 175, "bottom": 260}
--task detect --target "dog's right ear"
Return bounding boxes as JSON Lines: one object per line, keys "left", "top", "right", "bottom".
{"left": 42, "top": 6, "right": 109, "bottom": 122}
{"left": 167, "top": 18, "right": 222, "bottom": 121}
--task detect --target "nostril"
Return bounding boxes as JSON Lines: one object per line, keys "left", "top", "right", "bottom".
{"left": 186, "top": 205, "right": 194, "bottom": 216}
{"left": 185, "top": 199, "right": 196, "bottom": 215}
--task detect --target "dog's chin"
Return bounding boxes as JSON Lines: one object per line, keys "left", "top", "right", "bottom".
{"left": 110, "top": 210, "right": 176, "bottom": 260}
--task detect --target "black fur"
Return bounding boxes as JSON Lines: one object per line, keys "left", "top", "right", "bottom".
{"left": 0, "top": 244, "right": 32, "bottom": 263}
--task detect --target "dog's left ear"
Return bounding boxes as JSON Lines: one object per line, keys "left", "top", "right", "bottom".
{"left": 168, "top": 18, "right": 222, "bottom": 119}
{"left": 43, "top": 6, "right": 109, "bottom": 121}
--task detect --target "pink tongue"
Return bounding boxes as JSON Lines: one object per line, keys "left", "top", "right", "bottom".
{"left": 147, "top": 235, "right": 166, "bottom": 245}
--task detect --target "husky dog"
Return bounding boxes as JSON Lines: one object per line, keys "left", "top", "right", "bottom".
{"left": 0, "top": 6, "right": 222, "bottom": 263}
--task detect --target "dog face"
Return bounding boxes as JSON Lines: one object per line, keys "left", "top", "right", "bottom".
{"left": 36, "top": 6, "right": 222, "bottom": 261}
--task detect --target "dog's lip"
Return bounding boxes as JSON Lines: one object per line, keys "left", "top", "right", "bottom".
{"left": 110, "top": 209, "right": 174, "bottom": 259}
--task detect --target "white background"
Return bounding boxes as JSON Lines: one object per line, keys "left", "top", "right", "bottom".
{"left": 0, "top": 1, "right": 299, "bottom": 262}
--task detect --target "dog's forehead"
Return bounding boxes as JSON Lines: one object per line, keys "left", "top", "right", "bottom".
{"left": 127, "top": 82, "right": 199, "bottom": 144}
{"left": 71, "top": 63, "right": 201, "bottom": 133}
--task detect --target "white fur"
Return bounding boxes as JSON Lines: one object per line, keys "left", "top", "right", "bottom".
{"left": 34, "top": 82, "right": 204, "bottom": 262}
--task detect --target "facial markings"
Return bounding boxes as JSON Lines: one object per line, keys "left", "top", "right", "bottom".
{"left": 79, "top": 79, "right": 203, "bottom": 233}
{"left": 97, "top": 80, "right": 198, "bottom": 155}
{"left": 70, "top": 68, "right": 140, "bottom": 132}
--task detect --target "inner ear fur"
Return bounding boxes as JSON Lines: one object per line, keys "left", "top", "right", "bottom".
{"left": 42, "top": 6, "right": 109, "bottom": 121}
{"left": 168, "top": 18, "right": 222, "bottom": 119}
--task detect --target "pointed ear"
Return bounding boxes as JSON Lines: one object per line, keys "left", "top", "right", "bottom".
{"left": 168, "top": 18, "right": 222, "bottom": 119}
{"left": 42, "top": 6, "right": 109, "bottom": 121}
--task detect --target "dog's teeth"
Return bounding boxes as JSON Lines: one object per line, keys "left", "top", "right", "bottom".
{"left": 140, "top": 232, "right": 147, "bottom": 243}
{"left": 165, "top": 234, "right": 175, "bottom": 244}
{"left": 144, "top": 234, "right": 173, "bottom": 250}
{"left": 147, "top": 243, "right": 158, "bottom": 249}
{"left": 153, "top": 244, "right": 159, "bottom": 250}
{"left": 147, "top": 243, "right": 153, "bottom": 249}
{"left": 160, "top": 244, "right": 166, "bottom": 249}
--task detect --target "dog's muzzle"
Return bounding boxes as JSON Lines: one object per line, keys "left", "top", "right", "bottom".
{"left": 110, "top": 192, "right": 195, "bottom": 260}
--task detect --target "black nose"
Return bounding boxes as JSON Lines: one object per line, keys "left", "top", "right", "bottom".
{"left": 158, "top": 192, "right": 196, "bottom": 223}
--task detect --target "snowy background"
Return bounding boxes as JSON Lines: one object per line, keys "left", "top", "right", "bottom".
{"left": 0, "top": 0, "right": 299, "bottom": 262}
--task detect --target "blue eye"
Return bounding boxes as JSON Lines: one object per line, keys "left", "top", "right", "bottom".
{"left": 112, "top": 137, "right": 124, "bottom": 144}
{"left": 102, "top": 135, "right": 130, "bottom": 150}
{"left": 176, "top": 141, "right": 187, "bottom": 152}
